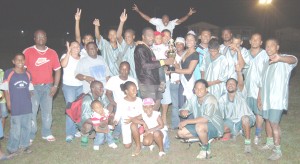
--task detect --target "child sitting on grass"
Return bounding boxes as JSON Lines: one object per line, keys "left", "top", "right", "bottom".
{"left": 134, "top": 98, "right": 166, "bottom": 157}
{"left": 0, "top": 53, "right": 33, "bottom": 158}
{"left": 91, "top": 100, "right": 117, "bottom": 150}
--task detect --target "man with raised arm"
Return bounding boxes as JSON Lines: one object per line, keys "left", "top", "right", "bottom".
{"left": 74, "top": 8, "right": 95, "bottom": 57}
{"left": 94, "top": 19, "right": 121, "bottom": 76}
{"left": 116, "top": 9, "right": 137, "bottom": 79}
{"left": 132, "top": 4, "right": 196, "bottom": 35}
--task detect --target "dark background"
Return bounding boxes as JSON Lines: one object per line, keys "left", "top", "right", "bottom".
{"left": 0, "top": 0, "right": 299, "bottom": 68}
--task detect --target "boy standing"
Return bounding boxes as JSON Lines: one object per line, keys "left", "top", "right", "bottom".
{"left": 0, "top": 53, "right": 33, "bottom": 157}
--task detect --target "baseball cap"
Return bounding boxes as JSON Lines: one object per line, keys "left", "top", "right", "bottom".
{"left": 154, "top": 31, "right": 164, "bottom": 37}
{"left": 142, "top": 98, "right": 155, "bottom": 106}
{"left": 187, "top": 30, "right": 196, "bottom": 36}
{"left": 175, "top": 37, "right": 185, "bottom": 46}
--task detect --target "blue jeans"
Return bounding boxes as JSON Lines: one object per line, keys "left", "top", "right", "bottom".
{"left": 0, "top": 119, "right": 3, "bottom": 138}
{"left": 30, "top": 84, "right": 53, "bottom": 139}
{"left": 62, "top": 84, "right": 83, "bottom": 137}
{"left": 7, "top": 114, "right": 31, "bottom": 153}
{"left": 112, "top": 123, "right": 122, "bottom": 139}
{"left": 178, "top": 84, "right": 186, "bottom": 109}
{"left": 170, "top": 83, "right": 180, "bottom": 129}
{"left": 94, "top": 132, "right": 114, "bottom": 146}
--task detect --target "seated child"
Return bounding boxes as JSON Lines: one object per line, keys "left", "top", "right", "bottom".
{"left": 91, "top": 100, "right": 117, "bottom": 150}
{"left": 134, "top": 98, "right": 167, "bottom": 157}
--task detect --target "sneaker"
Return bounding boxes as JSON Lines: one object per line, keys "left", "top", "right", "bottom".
{"left": 260, "top": 144, "right": 275, "bottom": 151}
{"left": 108, "top": 143, "right": 118, "bottom": 149}
{"left": 81, "top": 136, "right": 88, "bottom": 147}
{"left": 66, "top": 136, "right": 74, "bottom": 143}
{"left": 159, "top": 151, "right": 166, "bottom": 157}
{"left": 149, "top": 145, "right": 155, "bottom": 151}
{"left": 254, "top": 136, "right": 261, "bottom": 145}
{"left": 196, "top": 150, "right": 211, "bottom": 159}
{"left": 93, "top": 145, "right": 100, "bottom": 151}
{"left": 244, "top": 144, "right": 251, "bottom": 154}
{"left": 29, "top": 139, "right": 33, "bottom": 146}
{"left": 268, "top": 151, "right": 282, "bottom": 160}
{"left": 42, "top": 135, "right": 56, "bottom": 142}
{"left": 75, "top": 131, "right": 81, "bottom": 138}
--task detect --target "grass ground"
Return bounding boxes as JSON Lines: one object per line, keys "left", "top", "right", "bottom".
{"left": 1, "top": 56, "right": 300, "bottom": 164}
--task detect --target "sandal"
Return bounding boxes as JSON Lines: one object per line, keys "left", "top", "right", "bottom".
{"left": 42, "top": 135, "right": 56, "bottom": 142}
{"left": 131, "top": 149, "right": 141, "bottom": 157}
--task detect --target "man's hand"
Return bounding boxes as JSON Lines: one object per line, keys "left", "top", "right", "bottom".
{"left": 180, "top": 110, "right": 190, "bottom": 118}
{"left": 93, "top": 19, "right": 100, "bottom": 27}
{"left": 120, "top": 9, "right": 127, "bottom": 23}
{"left": 132, "top": 4, "right": 140, "bottom": 12}
{"left": 75, "top": 8, "right": 81, "bottom": 21}
{"left": 269, "top": 54, "right": 280, "bottom": 64}
{"left": 178, "top": 120, "right": 187, "bottom": 130}
{"left": 229, "top": 44, "right": 241, "bottom": 53}
{"left": 164, "top": 58, "right": 175, "bottom": 66}
{"left": 257, "top": 97, "right": 263, "bottom": 111}
{"left": 66, "top": 41, "right": 71, "bottom": 55}
{"left": 187, "top": 8, "right": 196, "bottom": 16}
{"left": 50, "top": 86, "right": 58, "bottom": 97}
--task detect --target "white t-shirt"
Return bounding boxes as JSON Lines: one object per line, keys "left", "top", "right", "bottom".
{"left": 60, "top": 54, "right": 83, "bottom": 86}
{"left": 142, "top": 111, "right": 161, "bottom": 129}
{"left": 151, "top": 44, "right": 168, "bottom": 60}
{"left": 149, "top": 18, "right": 178, "bottom": 35}
{"left": 75, "top": 55, "right": 111, "bottom": 93}
{"left": 105, "top": 76, "right": 138, "bottom": 103}
{"left": 114, "top": 97, "right": 143, "bottom": 125}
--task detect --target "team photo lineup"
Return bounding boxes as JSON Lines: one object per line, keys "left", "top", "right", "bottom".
{"left": 0, "top": 2, "right": 298, "bottom": 162}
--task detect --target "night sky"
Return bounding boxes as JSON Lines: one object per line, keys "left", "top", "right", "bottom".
{"left": 0, "top": 0, "right": 299, "bottom": 57}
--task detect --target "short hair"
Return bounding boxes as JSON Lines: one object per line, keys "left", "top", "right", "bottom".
{"left": 13, "top": 52, "right": 25, "bottom": 60}
{"left": 142, "top": 27, "right": 154, "bottom": 36}
{"left": 86, "top": 42, "right": 97, "bottom": 48}
{"left": 200, "top": 29, "right": 212, "bottom": 35}
{"left": 250, "top": 32, "right": 262, "bottom": 39}
{"left": 34, "top": 29, "right": 46, "bottom": 37}
{"left": 194, "top": 79, "right": 209, "bottom": 88}
{"left": 125, "top": 29, "right": 135, "bottom": 36}
{"left": 226, "top": 78, "right": 238, "bottom": 86}
{"left": 90, "top": 80, "right": 103, "bottom": 89}
{"left": 266, "top": 38, "right": 279, "bottom": 45}
{"left": 208, "top": 38, "right": 220, "bottom": 49}
{"left": 108, "top": 28, "right": 117, "bottom": 33}
{"left": 82, "top": 33, "right": 94, "bottom": 39}
{"left": 222, "top": 27, "right": 232, "bottom": 34}
{"left": 233, "top": 34, "right": 243, "bottom": 40}
{"left": 120, "top": 81, "right": 136, "bottom": 93}
{"left": 161, "top": 29, "right": 171, "bottom": 36}
{"left": 91, "top": 100, "right": 103, "bottom": 109}
{"left": 119, "top": 61, "right": 130, "bottom": 69}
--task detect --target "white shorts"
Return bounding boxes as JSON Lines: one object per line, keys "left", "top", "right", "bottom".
{"left": 121, "top": 123, "right": 132, "bottom": 144}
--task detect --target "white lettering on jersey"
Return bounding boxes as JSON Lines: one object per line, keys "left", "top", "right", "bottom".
{"left": 35, "top": 58, "right": 50, "bottom": 66}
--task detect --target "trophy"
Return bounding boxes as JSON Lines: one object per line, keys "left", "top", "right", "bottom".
{"left": 167, "top": 39, "right": 176, "bottom": 72}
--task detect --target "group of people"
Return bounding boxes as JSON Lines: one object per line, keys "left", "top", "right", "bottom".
{"left": 0, "top": 4, "right": 298, "bottom": 161}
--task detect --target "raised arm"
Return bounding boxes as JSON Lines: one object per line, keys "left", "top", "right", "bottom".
{"left": 132, "top": 4, "right": 152, "bottom": 22}
{"left": 60, "top": 42, "right": 71, "bottom": 68}
{"left": 93, "top": 19, "right": 101, "bottom": 43}
{"left": 117, "top": 9, "right": 127, "bottom": 44}
{"left": 235, "top": 63, "right": 244, "bottom": 91}
{"left": 230, "top": 45, "right": 245, "bottom": 69}
{"left": 176, "top": 8, "right": 196, "bottom": 25}
{"left": 75, "top": 8, "right": 82, "bottom": 44}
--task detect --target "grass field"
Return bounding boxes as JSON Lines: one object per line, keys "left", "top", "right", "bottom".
{"left": 1, "top": 56, "right": 300, "bottom": 164}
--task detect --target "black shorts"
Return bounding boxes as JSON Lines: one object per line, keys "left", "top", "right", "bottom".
{"left": 139, "top": 83, "right": 162, "bottom": 101}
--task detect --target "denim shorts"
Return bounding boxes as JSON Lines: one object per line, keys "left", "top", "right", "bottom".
{"left": 0, "top": 103, "right": 8, "bottom": 118}
{"left": 185, "top": 122, "right": 219, "bottom": 140}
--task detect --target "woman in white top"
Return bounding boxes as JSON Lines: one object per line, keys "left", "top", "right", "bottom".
{"left": 113, "top": 81, "right": 143, "bottom": 156}
{"left": 60, "top": 41, "right": 83, "bottom": 142}
{"left": 173, "top": 33, "right": 199, "bottom": 107}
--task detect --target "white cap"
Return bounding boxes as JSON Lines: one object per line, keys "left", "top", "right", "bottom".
{"left": 187, "top": 30, "right": 196, "bottom": 36}
{"left": 175, "top": 37, "right": 185, "bottom": 46}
